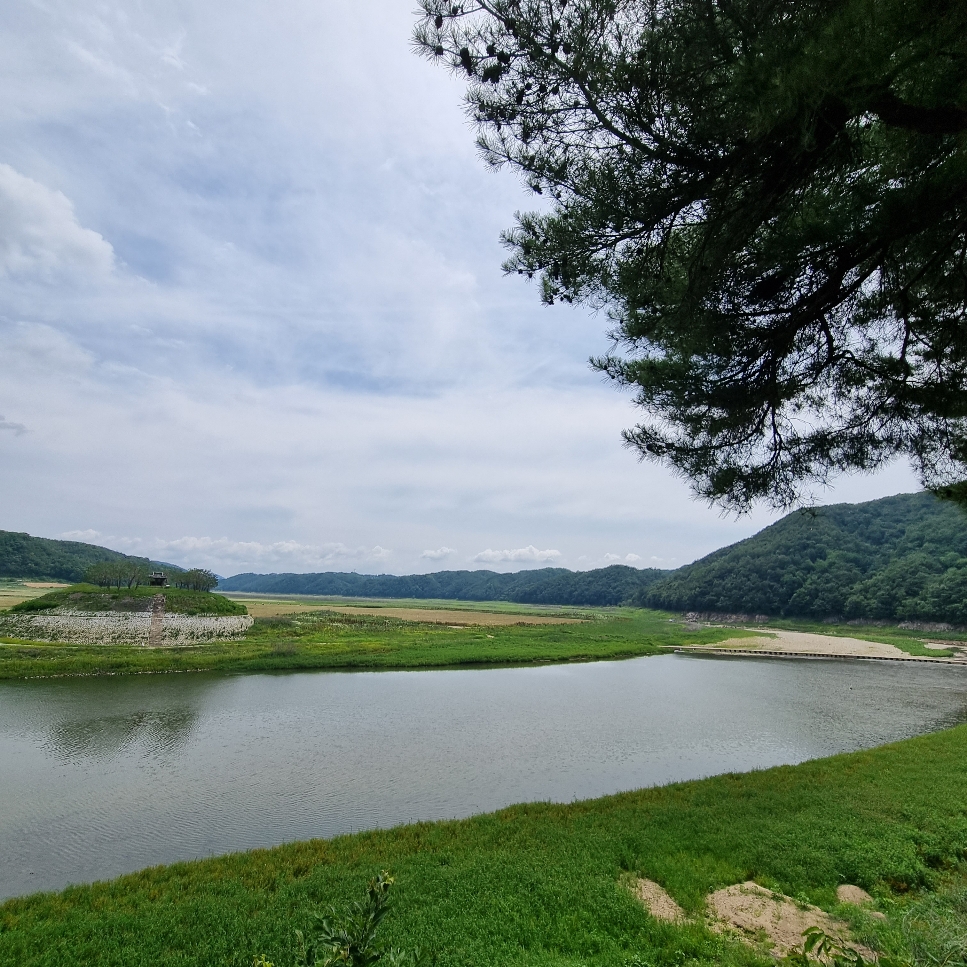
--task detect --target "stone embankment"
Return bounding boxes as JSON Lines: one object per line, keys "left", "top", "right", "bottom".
{"left": 0, "top": 606, "right": 252, "bottom": 646}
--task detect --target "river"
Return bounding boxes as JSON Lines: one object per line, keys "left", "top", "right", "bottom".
{"left": 1, "top": 653, "right": 966, "bottom": 899}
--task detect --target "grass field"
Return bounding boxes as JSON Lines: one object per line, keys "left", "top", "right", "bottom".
{"left": 0, "top": 607, "right": 759, "bottom": 679}
{"left": 8, "top": 584, "right": 247, "bottom": 616}
{"left": 0, "top": 580, "right": 70, "bottom": 611}
{"left": 1, "top": 724, "right": 965, "bottom": 966}
{"left": 2, "top": 584, "right": 966, "bottom": 678}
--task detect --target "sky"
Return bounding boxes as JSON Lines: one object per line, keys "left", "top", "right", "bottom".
{"left": 0, "top": 0, "right": 920, "bottom": 577}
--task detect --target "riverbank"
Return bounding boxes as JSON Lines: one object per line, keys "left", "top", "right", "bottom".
{"left": 0, "top": 608, "right": 759, "bottom": 679}
{"left": 2, "top": 723, "right": 965, "bottom": 966}
{"left": 676, "top": 628, "right": 967, "bottom": 662}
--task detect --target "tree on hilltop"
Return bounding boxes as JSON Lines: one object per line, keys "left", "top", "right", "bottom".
{"left": 84, "top": 560, "right": 149, "bottom": 589}
{"left": 175, "top": 569, "right": 219, "bottom": 592}
{"left": 415, "top": 0, "right": 967, "bottom": 510}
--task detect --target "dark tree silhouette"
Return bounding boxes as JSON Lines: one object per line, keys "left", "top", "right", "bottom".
{"left": 415, "top": 0, "right": 967, "bottom": 509}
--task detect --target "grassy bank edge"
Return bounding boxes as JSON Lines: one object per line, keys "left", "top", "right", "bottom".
{"left": 2, "top": 724, "right": 966, "bottom": 966}
{"left": 0, "top": 609, "right": 761, "bottom": 680}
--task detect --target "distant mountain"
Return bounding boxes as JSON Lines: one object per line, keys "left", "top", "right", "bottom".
{"left": 0, "top": 530, "right": 158, "bottom": 582}
{"left": 219, "top": 564, "right": 667, "bottom": 607}
{"left": 641, "top": 492, "right": 967, "bottom": 623}
{"left": 11, "top": 490, "right": 965, "bottom": 619}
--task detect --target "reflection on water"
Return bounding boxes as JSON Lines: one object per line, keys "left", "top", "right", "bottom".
{"left": 45, "top": 706, "right": 197, "bottom": 761}
{"left": 1, "top": 655, "right": 966, "bottom": 901}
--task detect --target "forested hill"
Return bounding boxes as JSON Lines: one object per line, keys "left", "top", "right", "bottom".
{"left": 0, "top": 530, "right": 154, "bottom": 582}
{"left": 219, "top": 564, "right": 667, "bottom": 607}
{"left": 642, "top": 492, "right": 967, "bottom": 623}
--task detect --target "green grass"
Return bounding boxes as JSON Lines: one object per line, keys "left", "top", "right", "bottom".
{"left": 0, "top": 608, "right": 757, "bottom": 679}
{"left": 2, "top": 725, "right": 966, "bottom": 966}
{"left": 8, "top": 584, "right": 248, "bottom": 616}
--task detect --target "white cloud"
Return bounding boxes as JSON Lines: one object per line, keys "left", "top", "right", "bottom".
{"left": 0, "top": 164, "right": 114, "bottom": 279}
{"left": 149, "top": 537, "right": 387, "bottom": 569}
{"left": 51, "top": 533, "right": 396, "bottom": 573}
{"left": 603, "top": 553, "right": 620, "bottom": 562}
{"left": 0, "top": 0, "right": 923, "bottom": 577}
{"left": 472, "top": 545, "right": 562, "bottom": 564}
{"left": 625, "top": 553, "right": 642, "bottom": 562}
{"left": 60, "top": 528, "right": 101, "bottom": 541}
{"left": 0, "top": 415, "right": 26, "bottom": 435}
{"left": 421, "top": 546, "right": 456, "bottom": 560}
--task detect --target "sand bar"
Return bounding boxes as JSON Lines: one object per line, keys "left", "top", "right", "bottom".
{"left": 678, "top": 628, "right": 967, "bottom": 662}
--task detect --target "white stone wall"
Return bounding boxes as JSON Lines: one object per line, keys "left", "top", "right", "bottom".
{"left": 0, "top": 609, "right": 253, "bottom": 646}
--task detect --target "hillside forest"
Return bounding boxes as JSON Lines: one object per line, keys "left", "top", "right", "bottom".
{"left": 5, "top": 492, "right": 967, "bottom": 622}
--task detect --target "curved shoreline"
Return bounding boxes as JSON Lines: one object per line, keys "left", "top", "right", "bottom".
{"left": 675, "top": 627, "right": 967, "bottom": 663}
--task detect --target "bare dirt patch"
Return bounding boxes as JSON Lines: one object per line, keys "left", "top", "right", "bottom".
{"left": 633, "top": 878, "right": 685, "bottom": 923}
{"left": 837, "top": 885, "right": 875, "bottom": 906}
{"left": 707, "top": 881, "right": 875, "bottom": 959}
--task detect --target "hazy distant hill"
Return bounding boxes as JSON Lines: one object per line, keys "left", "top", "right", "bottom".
{"left": 219, "top": 564, "right": 667, "bottom": 607}
{"left": 642, "top": 492, "right": 967, "bottom": 623}
{"left": 0, "top": 530, "right": 155, "bottom": 583}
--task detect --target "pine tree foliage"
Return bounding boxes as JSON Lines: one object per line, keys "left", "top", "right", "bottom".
{"left": 414, "top": 0, "right": 967, "bottom": 509}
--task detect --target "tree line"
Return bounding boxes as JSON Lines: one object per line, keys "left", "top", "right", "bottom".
{"left": 221, "top": 563, "right": 665, "bottom": 606}
{"left": 83, "top": 562, "right": 218, "bottom": 593}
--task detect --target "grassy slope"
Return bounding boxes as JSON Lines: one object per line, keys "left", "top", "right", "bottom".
{"left": 2, "top": 725, "right": 966, "bottom": 966}
{"left": 0, "top": 609, "right": 756, "bottom": 679}
{"left": 8, "top": 584, "right": 246, "bottom": 616}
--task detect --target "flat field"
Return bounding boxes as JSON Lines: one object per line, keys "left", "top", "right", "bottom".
{"left": 221, "top": 592, "right": 596, "bottom": 621}
{"left": 4, "top": 589, "right": 967, "bottom": 678}
{"left": 0, "top": 605, "right": 760, "bottom": 679}
{"left": 0, "top": 581, "right": 70, "bottom": 611}
{"left": 2, "top": 724, "right": 965, "bottom": 966}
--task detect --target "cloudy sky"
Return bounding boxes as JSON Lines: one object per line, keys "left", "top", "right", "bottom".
{"left": 0, "top": 0, "right": 918, "bottom": 576}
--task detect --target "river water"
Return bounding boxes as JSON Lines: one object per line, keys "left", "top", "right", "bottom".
{"left": 2, "top": 654, "right": 966, "bottom": 900}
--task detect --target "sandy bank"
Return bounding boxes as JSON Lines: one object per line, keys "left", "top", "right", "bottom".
{"left": 677, "top": 628, "right": 967, "bottom": 662}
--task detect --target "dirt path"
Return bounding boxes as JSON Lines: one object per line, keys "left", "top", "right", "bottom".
{"left": 147, "top": 594, "right": 165, "bottom": 647}
{"left": 678, "top": 628, "right": 967, "bottom": 662}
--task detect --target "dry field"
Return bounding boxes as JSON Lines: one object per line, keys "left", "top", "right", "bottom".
{"left": 324, "top": 605, "right": 584, "bottom": 626}
{"left": 222, "top": 594, "right": 586, "bottom": 625}
{"left": 0, "top": 582, "right": 70, "bottom": 611}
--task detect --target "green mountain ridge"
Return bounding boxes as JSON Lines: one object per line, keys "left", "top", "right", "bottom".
{"left": 0, "top": 530, "right": 176, "bottom": 583}
{"left": 7, "top": 491, "right": 967, "bottom": 619}
{"left": 642, "top": 491, "right": 967, "bottom": 623}
{"left": 218, "top": 564, "right": 666, "bottom": 607}
{"left": 0, "top": 530, "right": 182, "bottom": 584}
